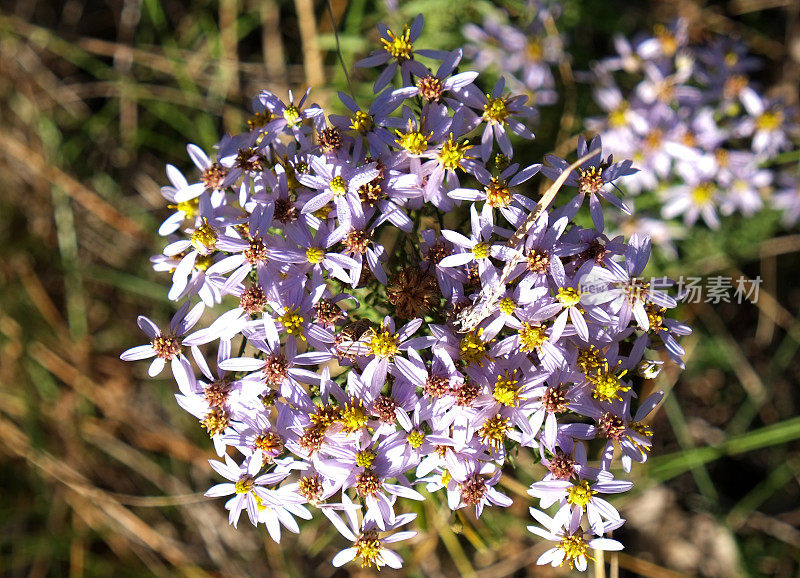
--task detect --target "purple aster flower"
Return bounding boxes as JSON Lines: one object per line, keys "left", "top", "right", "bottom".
{"left": 390, "top": 48, "right": 478, "bottom": 104}
{"left": 448, "top": 161, "right": 540, "bottom": 224}
{"left": 542, "top": 135, "right": 635, "bottom": 230}
{"left": 325, "top": 496, "right": 416, "bottom": 569}
{"left": 204, "top": 450, "right": 290, "bottom": 528}
{"left": 528, "top": 473, "right": 632, "bottom": 535}
{"left": 298, "top": 155, "right": 379, "bottom": 225}
{"left": 528, "top": 507, "right": 624, "bottom": 571}
{"left": 444, "top": 457, "right": 512, "bottom": 517}
{"left": 120, "top": 301, "right": 204, "bottom": 378}
{"left": 581, "top": 233, "right": 676, "bottom": 331}
{"left": 454, "top": 77, "right": 536, "bottom": 161}
{"left": 356, "top": 15, "right": 447, "bottom": 93}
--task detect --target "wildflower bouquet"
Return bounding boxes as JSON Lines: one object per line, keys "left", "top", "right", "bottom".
{"left": 121, "top": 14, "right": 689, "bottom": 572}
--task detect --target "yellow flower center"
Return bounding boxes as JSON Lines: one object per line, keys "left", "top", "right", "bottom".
{"left": 190, "top": 220, "right": 217, "bottom": 253}
{"left": 654, "top": 24, "right": 678, "bottom": 56}
{"left": 309, "top": 404, "right": 342, "bottom": 427}
{"left": 493, "top": 372, "right": 520, "bottom": 407}
{"left": 367, "top": 326, "right": 399, "bottom": 359}
{"left": 396, "top": 129, "right": 431, "bottom": 155}
{"left": 408, "top": 430, "right": 425, "bottom": 449}
{"left": 691, "top": 182, "right": 715, "bottom": 204}
{"left": 647, "top": 306, "right": 665, "bottom": 332}
{"left": 459, "top": 331, "right": 488, "bottom": 366}
{"left": 644, "top": 129, "right": 663, "bottom": 150}
{"left": 576, "top": 346, "right": 605, "bottom": 375}
{"left": 472, "top": 242, "right": 491, "bottom": 259}
{"left": 330, "top": 175, "right": 348, "bottom": 196}
{"left": 194, "top": 254, "right": 213, "bottom": 271}
{"left": 558, "top": 534, "right": 591, "bottom": 569}
{"left": 483, "top": 95, "right": 510, "bottom": 124}
{"left": 557, "top": 287, "right": 582, "bottom": 307}
{"left": 174, "top": 198, "right": 199, "bottom": 218}
{"left": 350, "top": 110, "right": 374, "bottom": 134}
{"left": 590, "top": 367, "right": 630, "bottom": 402}
{"left": 381, "top": 25, "right": 413, "bottom": 60}
{"left": 234, "top": 475, "right": 255, "bottom": 494}
{"left": 355, "top": 531, "right": 383, "bottom": 568}
{"left": 339, "top": 400, "right": 368, "bottom": 433}
{"left": 567, "top": 480, "right": 595, "bottom": 507}
{"left": 519, "top": 323, "right": 547, "bottom": 352}
{"left": 609, "top": 104, "right": 629, "bottom": 128}
{"left": 248, "top": 110, "right": 273, "bottom": 130}
{"left": 478, "top": 414, "right": 510, "bottom": 449}
{"left": 278, "top": 307, "right": 305, "bottom": 339}
{"left": 485, "top": 177, "right": 512, "bottom": 208}
{"left": 313, "top": 205, "right": 333, "bottom": 219}
{"left": 498, "top": 297, "right": 516, "bottom": 315}
{"left": 756, "top": 110, "right": 783, "bottom": 131}
{"left": 283, "top": 104, "right": 301, "bottom": 126}
{"left": 356, "top": 449, "right": 376, "bottom": 468}
{"left": 201, "top": 407, "right": 229, "bottom": 436}
{"left": 438, "top": 134, "right": 470, "bottom": 171}
{"left": 306, "top": 247, "right": 325, "bottom": 264}
{"left": 526, "top": 39, "right": 542, "bottom": 60}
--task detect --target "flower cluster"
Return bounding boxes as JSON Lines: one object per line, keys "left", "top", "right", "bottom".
{"left": 462, "top": 0, "right": 562, "bottom": 115}
{"left": 121, "top": 14, "right": 689, "bottom": 572}
{"left": 586, "top": 19, "right": 800, "bottom": 246}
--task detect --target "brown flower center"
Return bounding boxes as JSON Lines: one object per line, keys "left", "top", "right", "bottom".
{"left": 387, "top": 267, "right": 439, "bottom": 318}
{"left": 263, "top": 354, "right": 289, "bottom": 386}
{"left": 460, "top": 474, "right": 488, "bottom": 506}
{"left": 542, "top": 385, "right": 570, "bottom": 413}
{"left": 152, "top": 335, "right": 182, "bottom": 360}
{"left": 201, "top": 162, "right": 228, "bottom": 190}
{"left": 244, "top": 237, "right": 269, "bottom": 264}
{"left": 417, "top": 75, "right": 444, "bottom": 101}
{"left": 240, "top": 285, "right": 267, "bottom": 315}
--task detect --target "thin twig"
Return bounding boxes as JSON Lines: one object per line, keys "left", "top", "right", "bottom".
{"left": 326, "top": 0, "right": 353, "bottom": 96}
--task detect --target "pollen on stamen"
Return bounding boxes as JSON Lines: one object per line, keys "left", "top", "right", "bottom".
{"left": 478, "top": 413, "right": 511, "bottom": 449}
{"left": 381, "top": 25, "right": 413, "bottom": 61}
{"left": 577, "top": 166, "right": 605, "bottom": 195}
{"left": 298, "top": 474, "right": 323, "bottom": 503}
{"left": 396, "top": 128, "right": 432, "bottom": 155}
{"left": 518, "top": 323, "right": 548, "bottom": 353}
{"left": 459, "top": 331, "right": 488, "bottom": 366}
{"left": 263, "top": 353, "right": 289, "bottom": 386}
{"left": 485, "top": 177, "right": 512, "bottom": 208}
{"left": 329, "top": 175, "right": 348, "bottom": 197}
{"left": 589, "top": 365, "right": 631, "bottom": 403}
{"left": 417, "top": 75, "right": 444, "bottom": 101}
{"left": 355, "top": 468, "right": 382, "bottom": 497}
{"left": 244, "top": 237, "right": 269, "bottom": 264}
{"left": 354, "top": 530, "right": 383, "bottom": 567}
{"left": 152, "top": 334, "right": 182, "bottom": 360}
{"left": 438, "top": 134, "right": 470, "bottom": 170}
{"left": 349, "top": 110, "right": 373, "bottom": 134}
{"left": 483, "top": 95, "right": 510, "bottom": 124}
{"left": 460, "top": 474, "right": 488, "bottom": 506}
